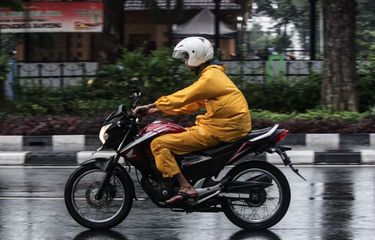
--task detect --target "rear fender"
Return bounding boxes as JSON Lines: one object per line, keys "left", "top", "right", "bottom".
{"left": 222, "top": 160, "right": 276, "bottom": 189}
{"left": 225, "top": 159, "right": 275, "bottom": 179}
{"left": 227, "top": 160, "right": 276, "bottom": 175}
{"left": 80, "top": 158, "right": 136, "bottom": 199}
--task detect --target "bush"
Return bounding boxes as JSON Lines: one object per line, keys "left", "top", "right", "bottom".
{"left": 0, "top": 52, "right": 7, "bottom": 82}
{"left": 3, "top": 48, "right": 195, "bottom": 116}
{"left": 96, "top": 48, "right": 195, "bottom": 104}
{"left": 1, "top": 109, "right": 374, "bottom": 135}
{"left": 0, "top": 52, "right": 8, "bottom": 106}
{"left": 243, "top": 74, "right": 322, "bottom": 113}
{"left": 358, "top": 56, "right": 375, "bottom": 112}
{"left": 251, "top": 108, "right": 375, "bottom": 133}
{"left": 6, "top": 84, "right": 124, "bottom": 116}
{"left": 252, "top": 108, "right": 372, "bottom": 122}
{"left": 242, "top": 69, "right": 375, "bottom": 113}
{"left": 2, "top": 48, "right": 375, "bottom": 116}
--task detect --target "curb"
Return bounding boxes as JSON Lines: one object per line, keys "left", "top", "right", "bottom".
{"left": 0, "top": 135, "right": 99, "bottom": 149}
{"left": 0, "top": 134, "right": 374, "bottom": 149}
{"left": 264, "top": 150, "right": 375, "bottom": 165}
{"left": 0, "top": 134, "right": 374, "bottom": 165}
{"left": 0, "top": 150, "right": 374, "bottom": 165}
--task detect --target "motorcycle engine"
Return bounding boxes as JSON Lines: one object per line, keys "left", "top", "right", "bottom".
{"left": 141, "top": 178, "right": 175, "bottom": 203}
{"left": 155, "top": 180, "right": 175, "bottom": 202}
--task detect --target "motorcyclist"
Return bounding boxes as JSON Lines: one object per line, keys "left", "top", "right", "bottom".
{"left": 133, "top": 36, "right": 251, "bottom": 203}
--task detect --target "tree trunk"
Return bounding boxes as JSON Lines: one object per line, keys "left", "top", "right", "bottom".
{"left": 321, "top": 0, "right": 358, "bottom": 111}
{"left": 97, "top": 0, "right": 125, "bottom": 67}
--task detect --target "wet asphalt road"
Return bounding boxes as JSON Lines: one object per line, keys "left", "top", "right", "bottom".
{"left": 0, "top": 165, "right": 375, "bottom": 240}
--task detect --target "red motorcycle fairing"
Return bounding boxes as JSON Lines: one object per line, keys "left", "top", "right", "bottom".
{"left": 140, "top": 120, "right": 186, "bottom": 135}
{"left": 119, "top": 120, "right": 185, "bottom": 154}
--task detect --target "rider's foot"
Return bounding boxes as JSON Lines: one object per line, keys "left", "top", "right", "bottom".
{"left": 166, "top": 187, "right": 197, "bottom": 203}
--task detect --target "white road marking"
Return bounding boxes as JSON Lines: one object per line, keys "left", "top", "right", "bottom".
{"left": 0, "top": 165, "right": 78, "bottom": 169}
{"left": 0, "top": 196, "right": 146, "bottom": 201}
{"left": 0, "top": 164, "right": 375, "bottom": 170}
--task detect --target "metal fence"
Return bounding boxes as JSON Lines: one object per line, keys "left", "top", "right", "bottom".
{"left": 222, "top": 60, "right": 323, "bottom": 83}
{"left": 15, "top": 60, "right": 325, "bottom": 87}
{"left": 16, "top": 62, "right": 97, "bottom": 88}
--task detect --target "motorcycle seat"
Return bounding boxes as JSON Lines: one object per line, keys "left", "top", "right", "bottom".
{"left": 187, "top": 126, "right": 278, "bottom": 157}
{"left": 246, "top": 126, "right": 275, "bottom": 140}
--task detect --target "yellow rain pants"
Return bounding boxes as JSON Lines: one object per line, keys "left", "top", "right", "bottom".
{"left": 151, "top": 64, "right": 251, "bottom": 178}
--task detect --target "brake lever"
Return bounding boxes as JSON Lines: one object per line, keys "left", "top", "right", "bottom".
{"left": 132, "top": 107, "right": 148, "bottom": 118}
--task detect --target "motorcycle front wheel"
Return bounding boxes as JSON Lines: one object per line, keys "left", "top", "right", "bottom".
{"left": 221, "top": 161, "right": 290, "bottom": 230}
{"left": 64, "top": 164, "right": 133, "bottom": 229}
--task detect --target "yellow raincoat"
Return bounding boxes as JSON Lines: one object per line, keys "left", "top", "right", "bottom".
{"left": 150, "top": 64, "right": 251, "bottom": 178}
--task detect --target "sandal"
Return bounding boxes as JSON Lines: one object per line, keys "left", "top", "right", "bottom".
{"left": 166, "top": 191, "right": 198, "bottom": 203}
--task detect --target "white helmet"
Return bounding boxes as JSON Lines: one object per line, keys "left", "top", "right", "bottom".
{"left": 172, "top": 37, "right": 214, "bottom": 67}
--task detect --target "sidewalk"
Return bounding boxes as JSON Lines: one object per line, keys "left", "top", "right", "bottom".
{"left": 0, "top": 134, "right": 374, "bottom": 165}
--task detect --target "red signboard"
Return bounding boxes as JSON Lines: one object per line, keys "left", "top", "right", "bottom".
{"left": 0, "top": 2, "right": 103, "bottom": 33}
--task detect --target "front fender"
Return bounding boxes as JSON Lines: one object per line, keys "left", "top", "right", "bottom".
{"left": 81, "top": 157, "right": 110, "bottom": 172}
{"left": 115, "top": 163, "right": 136, "bottom": 200}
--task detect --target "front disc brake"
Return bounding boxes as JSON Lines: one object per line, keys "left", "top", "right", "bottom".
{"left": 85, "top": 182, "right": 116, "bottom": 208}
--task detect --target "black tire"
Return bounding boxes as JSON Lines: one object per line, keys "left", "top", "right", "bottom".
{"left": 73, "top": 230, "right": 129, "bottom": 240}
{"left": 221, "top": 161, "right": 290, "bottom": 230}
{"left": 228, "top": 229, "right": 281, "bottom": 240}
{"left": 64, "top": 164, "right": 133, "bottom": 229}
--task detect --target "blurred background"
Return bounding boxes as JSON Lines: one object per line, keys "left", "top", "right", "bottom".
{"left": 0, "top": 0, "right": 374, "bottom": 134}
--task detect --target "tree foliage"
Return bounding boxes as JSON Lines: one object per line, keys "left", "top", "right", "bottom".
{"left": 143, "top": 0, "right": 184, "bottom": 23}
{"left": 0, "top": 53, "right": 8, "bottom": 105}
{"left": 356, "top": 0, "right": 375, "bottom": 58}
{"left": 97, "top": 0, "right": 126, "bottom": 66}
{"left": 141, "top": 0, "right": 184, "bottom": 47}
{"left": 0, "top": 0, "right": 23, "bottom": 9}
{"left": 253, "top": 0, "right": 310, "bottom": 52}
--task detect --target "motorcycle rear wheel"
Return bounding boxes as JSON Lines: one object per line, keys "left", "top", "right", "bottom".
{"left": 64, "top": 164, "right": 133, "bottom": 229}
{"left": 221, "top": 161, "right": 290, "bottom": 230}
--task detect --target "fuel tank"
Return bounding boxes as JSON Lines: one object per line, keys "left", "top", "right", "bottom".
{"left": 140, "top": 120, "right": 186, "bottom": 135}
{"left": 120, "top": 121, "right": 185, "bottom": 154}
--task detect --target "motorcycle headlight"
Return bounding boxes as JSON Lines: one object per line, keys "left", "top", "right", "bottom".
{"left": 99, "top": 124, "right": 111, "bottom": 144}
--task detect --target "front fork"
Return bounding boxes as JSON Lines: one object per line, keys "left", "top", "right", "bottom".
{"left": 95, "top": 128, "right": 132, "bottom": 200}
{"left": 272, "top": 145, "right": 307, "bottom": 181}
{"left": 95, "top": 153, "right": 121, "bottom": 200}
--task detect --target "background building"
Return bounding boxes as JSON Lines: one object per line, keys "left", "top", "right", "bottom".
{"left": 7, "top": 0, "right": 243, "bottom": 62}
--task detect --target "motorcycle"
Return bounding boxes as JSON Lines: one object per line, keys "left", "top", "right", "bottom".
{"left": 64, "top": 91, "right": 305, "bottom": 230}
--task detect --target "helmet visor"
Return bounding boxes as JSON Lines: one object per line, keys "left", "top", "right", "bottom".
{"left": 172, "top": 50, "right": 189, "bottom": 61}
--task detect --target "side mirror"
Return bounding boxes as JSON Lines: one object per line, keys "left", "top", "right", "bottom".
{"left": 130, "top": 91, "right": 142, "bottom": 109}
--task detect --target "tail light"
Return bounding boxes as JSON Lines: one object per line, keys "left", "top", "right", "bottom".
{"left": 276, "top": 130, "right": 289, "bottom": 142}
